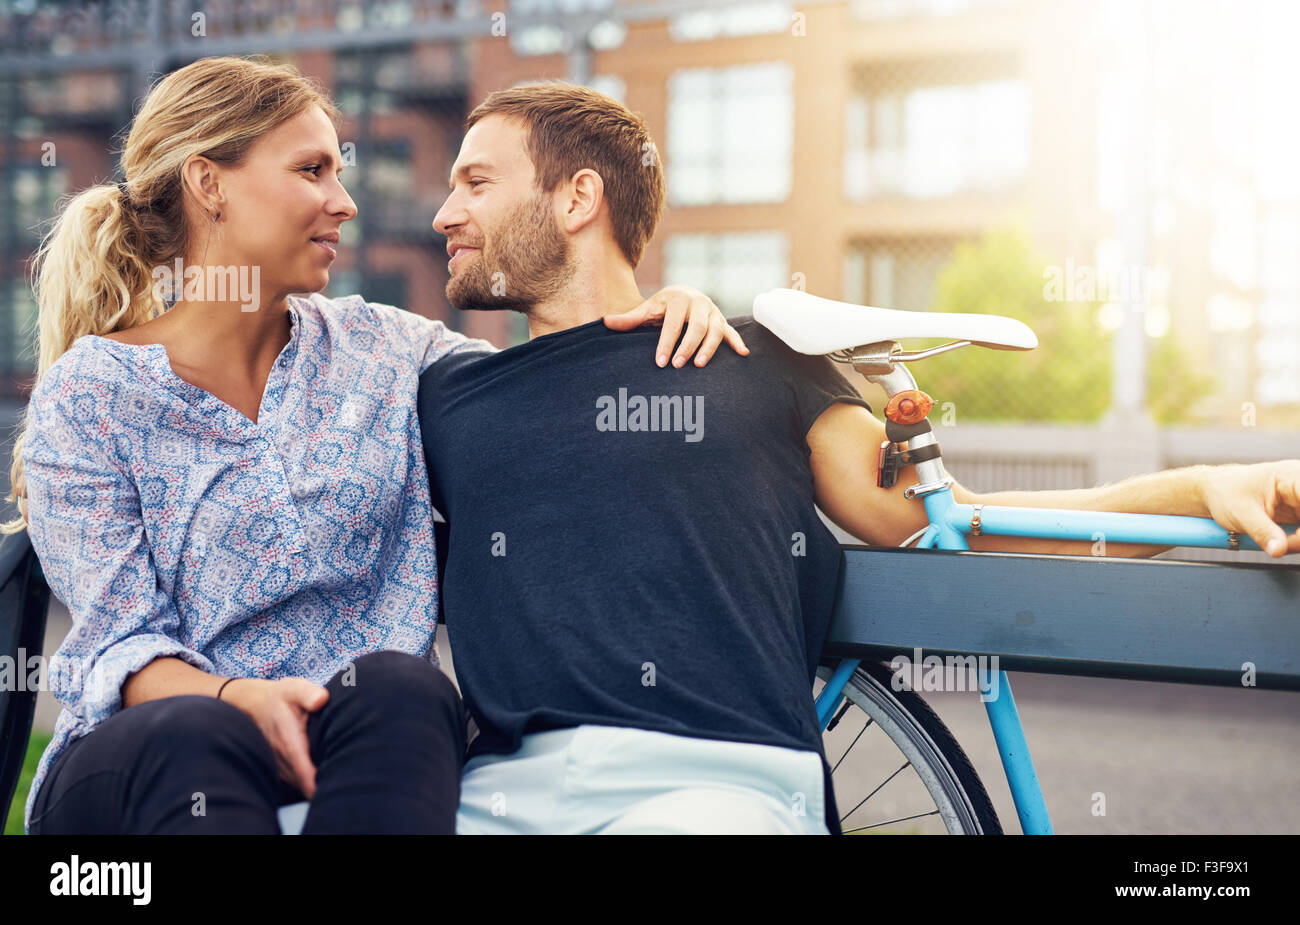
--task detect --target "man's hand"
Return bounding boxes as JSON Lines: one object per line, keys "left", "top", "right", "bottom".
{"left": 1199, "top": 460, "right": 1300, "bottom": 558}
{"left": 603, "top": 283, "right": 749, "bottom": 368}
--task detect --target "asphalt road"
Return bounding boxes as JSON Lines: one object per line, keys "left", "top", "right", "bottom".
{"left": 836, "top": 670, "right": 1300, "bottom": 834}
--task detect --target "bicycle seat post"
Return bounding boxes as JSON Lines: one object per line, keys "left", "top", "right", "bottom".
{"left": 845, "top": 341, "right": 952, "bottom": 499}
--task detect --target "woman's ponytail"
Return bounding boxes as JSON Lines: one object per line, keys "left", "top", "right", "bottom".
{"left": 33, "top": 181, "right": 163, "bottom": 377}
{"left": 2, "top": 181, "right": 162, "bottom": 534}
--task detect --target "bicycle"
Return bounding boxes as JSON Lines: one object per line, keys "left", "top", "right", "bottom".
{"left": 754, "top": 287, "right": 1300, "bottom": 835}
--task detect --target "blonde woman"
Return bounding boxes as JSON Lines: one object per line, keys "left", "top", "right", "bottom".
{"left": 4, "top": 56, "right": 744, "bottom": 834}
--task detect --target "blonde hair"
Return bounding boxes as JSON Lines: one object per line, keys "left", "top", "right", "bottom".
{"left": 3, "top": 55, "right": 339, "bottom": 534}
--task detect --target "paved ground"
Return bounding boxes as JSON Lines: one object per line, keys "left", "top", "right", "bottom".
{"left": 828, "top": 670, "right": 1300, "bottom": 834}
{"left": 34, "top": 602, "right": 1300, "bottom": 835}
{"left": 976, "top": 672, "right": 1300, "bottom": 834}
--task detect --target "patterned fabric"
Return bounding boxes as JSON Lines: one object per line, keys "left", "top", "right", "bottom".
{"left": 20, "top": 292, "right": 494, "bottom": 831}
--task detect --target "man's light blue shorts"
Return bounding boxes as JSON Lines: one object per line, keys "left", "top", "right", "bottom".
{"left": 456, "top": 724, "right": 830, "bottom": 835}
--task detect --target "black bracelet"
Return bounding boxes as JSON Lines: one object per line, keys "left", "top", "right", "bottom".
{"left": 216, "top": 677, "right": 239, "bottom": 701}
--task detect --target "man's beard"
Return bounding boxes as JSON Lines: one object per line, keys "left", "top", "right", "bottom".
{"left": 445, "top": 191, "right": 574, "bottom": 313}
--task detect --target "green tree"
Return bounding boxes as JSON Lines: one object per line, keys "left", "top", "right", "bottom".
{"left": 912, "top": 228, "right": 1215, "bottom": 424}
{"left": 916, "top": 228, "right": 1113, "bottom": 423}
{"left": 1145, "top": 327, "right": 1215, "bottom": 425}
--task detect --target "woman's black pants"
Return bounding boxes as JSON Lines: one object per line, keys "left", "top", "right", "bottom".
{"left": 28, "top": 650, "right": 467, "bottom": 834}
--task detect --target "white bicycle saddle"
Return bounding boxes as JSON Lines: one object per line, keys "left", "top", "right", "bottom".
{"left": 752, "top": 288, "right": 1038, "bottom": 355}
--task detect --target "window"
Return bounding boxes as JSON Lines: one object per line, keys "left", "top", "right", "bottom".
{"left": 1256, "top": 211, "right": 1300, "bottom": 405}
{"left": 326, "top": 271, "right": 410, "bottom": 318}
{"left": 845, "top": 78, "right": 1028, "bottom": 199}
{"left": 11, "top": 166, "right": 67, "bottom": 245}
{"left": 327, "top": 270, "right": 362, "bottom": 301}
{"left": 333, "top": 50, "right": 402, "bottom": 116}
{"left": 670, "top": 2, "right": 792, "bottom": 41}
{"left": 366, "top": 273, "right": 409, "bottom": 312}
{"left": 586, "top": 74, "right": 626, "bottom": 104}
{"left": 20, "top": 71, "right": 125, "bottom": 118}
{"left": 852, "top": 0, "right": 1019, "bottom": 21}
{"left": 507, "top": 312, "right": 531, "bottom": 347}
{"left": 366, "top": 142, "right": 434, "bottom": 240}
{"left": 663, "top": 232, "right": 789, "bottom": 316}
{"left": 1255, "top": 310, "right": 1300, "bottom": 405}
{"left": 367, "top": 1, "right": 415, "bottom": 28}
{"left": 2, "top": 282, "right": 38, "bottom": 375}
{"left": 511, "top": 23, "right": 568, "bottom": 56}
{"left": 844, "top": 239, "right": 955, "bottom": 311}
{"left": 1208, "top": 184, "right": 1257, "bottom": 291}
{"left": 668, "top": 63, "right": 793, "bottom": 206}
{"left": 507, "top": 0, "right": 616, "bottom": 56}
{"left": 368, "top": 143, "right": 415, "bottom": 202}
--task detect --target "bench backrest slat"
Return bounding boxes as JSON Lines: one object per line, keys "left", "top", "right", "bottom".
{"left": 827, "top": 546, "right": 1300, "bottom": 690}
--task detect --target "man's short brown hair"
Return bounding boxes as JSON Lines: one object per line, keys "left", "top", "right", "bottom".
{"left": 466, "top": 82, "right": 665, "bottom": 267}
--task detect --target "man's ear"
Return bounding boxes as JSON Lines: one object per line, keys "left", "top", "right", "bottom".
{"left": 561, "top": 168, "right": 604, "bottom": 234}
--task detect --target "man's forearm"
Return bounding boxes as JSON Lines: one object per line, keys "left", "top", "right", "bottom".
{"left": 954, "top": 465, "right": 1212, "bottom": 557}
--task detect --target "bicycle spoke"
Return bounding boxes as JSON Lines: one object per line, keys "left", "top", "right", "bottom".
{"left": 842, "top": 809, "right": 941, "bottom": 834}
{"left": 839, "top": 760, "right": 910, "bottom": 824}
{"left": 831, "top": 716, "right": 875, "bottom": 774}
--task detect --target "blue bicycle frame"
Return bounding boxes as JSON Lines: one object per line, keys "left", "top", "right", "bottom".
{"left": 812, "top": 484, "right": 1285, "bottom": 835}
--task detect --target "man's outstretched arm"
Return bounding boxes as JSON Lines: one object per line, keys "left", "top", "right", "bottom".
{"left": 806, "top": 402, "right": 1300, "bottom": 559}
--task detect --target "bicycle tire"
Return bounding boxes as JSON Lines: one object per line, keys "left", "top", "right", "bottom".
{"left": 817, "top": 660, "right": 1002, "bottom": 834}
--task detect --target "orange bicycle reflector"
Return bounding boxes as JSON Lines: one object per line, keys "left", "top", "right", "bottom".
{"left": 884, "top": 389, "right": 934, "bottom": 426}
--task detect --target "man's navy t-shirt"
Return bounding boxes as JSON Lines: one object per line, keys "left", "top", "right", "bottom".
{"left": 416, "top": 316, "right": 872, "bottom": 834}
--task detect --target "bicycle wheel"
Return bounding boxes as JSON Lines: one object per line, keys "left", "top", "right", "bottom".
{"left": 816, "top": 660, "right": 1001, "bottom": 834}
